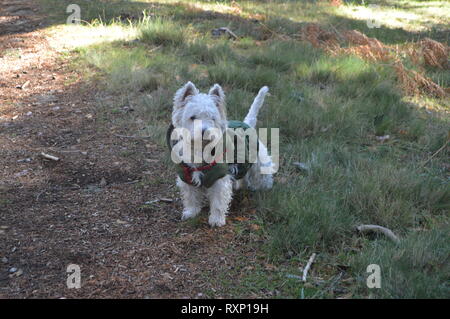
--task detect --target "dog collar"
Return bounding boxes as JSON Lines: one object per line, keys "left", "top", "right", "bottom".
{"left": 179, "top": 161, "right": 217, "bottom": 185}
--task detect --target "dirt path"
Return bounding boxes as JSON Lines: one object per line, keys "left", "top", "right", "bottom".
{"left": 0, "top": 0, "right": 260, "bottom": 298}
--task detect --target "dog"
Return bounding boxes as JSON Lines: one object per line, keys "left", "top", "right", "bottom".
{"left": 168, "top": 82, "right": 274, "bottom": 227}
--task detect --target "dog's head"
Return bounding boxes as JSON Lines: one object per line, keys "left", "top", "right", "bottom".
{"left": 172, "top": 82, "right": 227, "bottom": 142}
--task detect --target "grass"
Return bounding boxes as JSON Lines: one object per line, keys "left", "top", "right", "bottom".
{"left": 139, "top": 16, "right": 185, "bottom": 46}
{"left": 79, "top": 45, "right": 161, "bottom": 92}
{"left": 40, "top": 0, "right": 449, "bottom": 298}
{"left": 350, "top": 227, "right": 449, "bottom": 298}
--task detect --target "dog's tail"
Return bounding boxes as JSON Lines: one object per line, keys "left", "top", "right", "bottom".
{"left": 243, "top": 86, "right": 269, "bottom": 128}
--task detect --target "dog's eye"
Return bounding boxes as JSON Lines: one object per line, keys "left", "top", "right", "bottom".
{"left": 190, "top": 116, "right": 196, "bottom": 121}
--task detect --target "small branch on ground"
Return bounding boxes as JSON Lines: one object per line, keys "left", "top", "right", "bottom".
{"left": 211, "top": 27, "right": 238, "bottom": 40}
{"left": 302, "top": 253, "right": 317, "bottom": 282}
{"left": 158, "top": 197, "right": 173, "bottom": 203}
{"left": 40, "top": 152, "right": 60, "bottom": 161}
{"left": 144, "top": 198, "right": 173, "bottom": 205}
{"left": 148, "top": 45, "right": 162, "bottom": 53}
{"left": 422, "top": 138, "right": 449, "bottom": 166}
{"left": 36, "top": 190, "right": 46, "bottom": 201}
{"left": 16, "top": 80, "right": 30, "bottom": 89}
{"left": 356, "top": 224, "right": 400, "bottom": 244}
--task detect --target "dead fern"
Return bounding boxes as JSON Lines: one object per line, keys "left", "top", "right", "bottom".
{"left": 300, "top": 24, "right": 448, "bottom": 98}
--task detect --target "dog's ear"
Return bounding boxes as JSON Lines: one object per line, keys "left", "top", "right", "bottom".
{"left": 209, "top": 84, "right": 227, "bottom": 119}
{"left": 209, "top": 84, "right": 225, "bottom": 103}
{"left": 174, "top": 82, "right": 198, "bottom": 108}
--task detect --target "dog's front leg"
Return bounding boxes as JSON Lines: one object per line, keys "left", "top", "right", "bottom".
{"left": 177, "top": 176, "right": 203, "bottom": 220}
{"left": 206, "top": 175, "right": 233, "bottom": 227}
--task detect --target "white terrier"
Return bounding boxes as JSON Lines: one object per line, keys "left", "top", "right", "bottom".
{"left": 168, "top": 82, "right": 274, "bottom": 227}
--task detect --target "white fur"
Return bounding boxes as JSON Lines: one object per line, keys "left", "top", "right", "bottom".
{"left": 244, "top": 86, "right": 269, "bottom": 128}
{"left": 172, "top": 82, "right": 273, "bottom": 227}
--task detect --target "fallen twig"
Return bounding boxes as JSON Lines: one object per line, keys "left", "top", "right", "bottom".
{"left": 148, "top": 45, "right": 162, "bottom": 53}
{"left": 40, "top": 152, "right": 60, "bottom": 161}
{"left": 158, "top": 197, "right": 173, "bottom": 203}
{"left": 211, "top": 27, "right": 238, "bottom": 40}
{"left": 36, "top": 190, "right": 46, "bottom": 201}
{"left": 144, "top": 197, "right": 173, "bottom": 206}
{"left": 356, "top": 224, "right": 400, "bottom": 244}
{"left": 16, "top": 80, "right": 30, "bottom": 89}
{"left": 422, "top": 138, "right": 449, "bottom": 166}
{"left": 302, "top": 253, "right": 317, "bottom": 282}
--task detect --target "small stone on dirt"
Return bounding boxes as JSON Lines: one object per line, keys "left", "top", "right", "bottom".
{"left": 9, "top": 269, "right": 23, "bottom": 278}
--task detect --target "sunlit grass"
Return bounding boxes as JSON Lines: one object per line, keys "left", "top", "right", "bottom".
{"left": 46, "top": 23, "right": 139, "bottom": 51}
{"left": 139, "top": 16, "right": 185, "bottom": 46}
{"left": 340, "top": 0, "right": 450, "bottom": 32}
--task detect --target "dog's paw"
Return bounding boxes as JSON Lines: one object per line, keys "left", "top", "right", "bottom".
{"left": 181, "top": 209, "right": 198, "bottom": 220}
{"left": 208, "top": 214, "right": 226, "bottom": 227}
{"left": 191, "top": 171, "right": 202, "bottom": 187}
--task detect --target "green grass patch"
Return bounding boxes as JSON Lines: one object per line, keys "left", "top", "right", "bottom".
{"left": 139, "top": 16, "right": 185, "bottom": 46}
{"left": 78, "top": 44, "right": 167, "bottom": 92}
{"left": 350, "top": 228, "right": 450, "bottom": 298}
{"left": 208, "top": 61, "right": 278, "bottom": 92}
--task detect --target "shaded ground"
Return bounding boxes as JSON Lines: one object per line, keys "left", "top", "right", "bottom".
{"left": 0, "top": 0, "right": 261, "bottom": 298}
